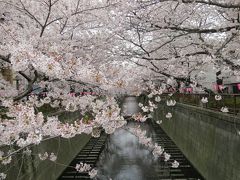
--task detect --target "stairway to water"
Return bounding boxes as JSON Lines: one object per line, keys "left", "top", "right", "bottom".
{"left": 151, "top": 121, "right": 204, "bottom": 179}
{"left": 58, "top": 133, "right": 108, "bottom": 180}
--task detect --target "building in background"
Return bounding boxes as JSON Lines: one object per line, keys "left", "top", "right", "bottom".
{"left": 223, "top": 77, "right": 240, "bottom": 94}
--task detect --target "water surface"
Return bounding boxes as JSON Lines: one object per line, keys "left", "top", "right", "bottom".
{"left": 96, "top": 122, "right": 161, "bottom": 180}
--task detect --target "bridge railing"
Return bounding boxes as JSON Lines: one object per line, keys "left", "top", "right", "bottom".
{"left": 161, "top": 93, "right": 240, "bottom": 115}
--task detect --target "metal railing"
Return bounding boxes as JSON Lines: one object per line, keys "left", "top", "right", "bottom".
{"left": 162, "top": 93, "right": 240, "bottom": 115}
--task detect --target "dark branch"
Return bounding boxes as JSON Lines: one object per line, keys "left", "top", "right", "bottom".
{"left": 153, "top": 24, "right": 240, "bottom": 34}
{"left": 181, "top": 0, "right": 240, "bottom": 9}
{"left": 149, "top": 0, "right": 240, "bottom": 9}
{"left": 18, "top": 71, "right": 31, "bottom": 82}
{"left": 0, "top": 54, "right": 11, "bottom": 63}
{"left": 13, "top": 71, "right": 38, "bottom": 101}
{"left": 40, "top": 0, "right": 52, "bottom": 37}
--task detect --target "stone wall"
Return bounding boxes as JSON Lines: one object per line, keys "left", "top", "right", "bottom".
{"left": 153, "top": 102, "right": 240, "bottom": 180}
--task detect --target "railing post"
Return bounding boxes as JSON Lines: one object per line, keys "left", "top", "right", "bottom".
{"left": 234, "top": 95, "right": 237, "bottom": 115}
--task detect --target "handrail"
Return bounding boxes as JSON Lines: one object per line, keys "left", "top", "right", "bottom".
{"left": 161, "top": 93, "right": 240, "bottom": 115}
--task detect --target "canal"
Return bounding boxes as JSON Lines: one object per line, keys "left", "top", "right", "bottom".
{"left": 96, "top": 122, "right": 158, "bottom": 180}
{"left": 59, "top": 97, "right": 204, "bottom": 180}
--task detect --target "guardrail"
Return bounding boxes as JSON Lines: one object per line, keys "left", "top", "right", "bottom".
{"left": 161, "top": 93, "right": 240, "bottom": 115}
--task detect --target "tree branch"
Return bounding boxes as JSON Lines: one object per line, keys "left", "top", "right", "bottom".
{"left": 181, "top": 0, "right": 240, "bottom": 9}
{"left": 40, "top": 0, "right": 52, "bottom": 37}
{"left": 153, "top": 24, "right": 240, "bottom": 34}
{"left": 13, "top": 71, "right": 38, "bottom": 101}
{"left": 18, "top": 71, "right": 31, "bottom": 82}
{"left": 19, "top": 0, "right": 43, "bottom": 27}
{"left": 0, "top": 54, "right": 11, "bottom": 63}
{"left": 149, "top": 0, "right": 240, "bottom": 9}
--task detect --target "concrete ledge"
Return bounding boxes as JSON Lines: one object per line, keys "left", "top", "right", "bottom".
{"left": 175, "top": 102, "right": 240, "bottom": 123}
{"left": 174, "top": 103, "right": 240, "bottom": 134}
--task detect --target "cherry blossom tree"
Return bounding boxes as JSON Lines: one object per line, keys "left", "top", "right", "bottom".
{"left": 1, "top": 0, "right": 238, "bottom": 178}
{"left": 117, "top": 0, "right": 240, "bottom": 90}
{"left": 0, "top": 0, "right": 164, "bottom": 178}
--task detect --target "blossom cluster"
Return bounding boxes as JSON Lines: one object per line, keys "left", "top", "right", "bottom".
{"left": 0, "top": 95, "right": 125, "bottom": 170}
{"left": 136, "top": 84, "right": 176, "bottom": 122}
{"left": 75, "top": 162, "right": 98, "bottom": 179}
{"left": 92, "top": 97, "right": 127, "bottom": 134}
{"left": 38, "top": 152, "right": 57, "bottom": 162}
{"left": 128, "top": 126, "right": 179, "bottom": 168}
{"left": 201, "top": 95, "right": 230, "bottom": 113}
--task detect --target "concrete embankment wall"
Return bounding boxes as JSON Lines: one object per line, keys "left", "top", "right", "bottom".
{"left": 153, "top": 102, "right": 240, "bottom": 180}
{"left": 6, "top": 134, "right": 90, "bottom": 180}
{"left": 4, "top": 110, "right": 91, "bottom": 180}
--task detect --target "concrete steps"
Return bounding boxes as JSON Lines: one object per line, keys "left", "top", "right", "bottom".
{"left": 58, "top": 133, "right": 108, "bottom": 180}
{"left": 151, "top": 121, "right": 204, "bottom": 180}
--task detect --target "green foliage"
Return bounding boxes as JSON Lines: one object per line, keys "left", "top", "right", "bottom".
{"left": 58, "top": 111, "right": 82, "bottom": 123}
{"left": 82, "top": 111, "right": 94, "bottom": 124}
{"left": 37, "top": 104, "right": 58, "bottom": 116}
{"left": 0, "top": 107, "right": 14, "bottom": 119}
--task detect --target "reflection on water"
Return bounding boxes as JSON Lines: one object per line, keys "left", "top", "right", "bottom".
{"left": 122, "top": 97, "right": 140, "bottom": 117}
{"left": 96, "top": 123, "right": 159, "bottom": 180}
